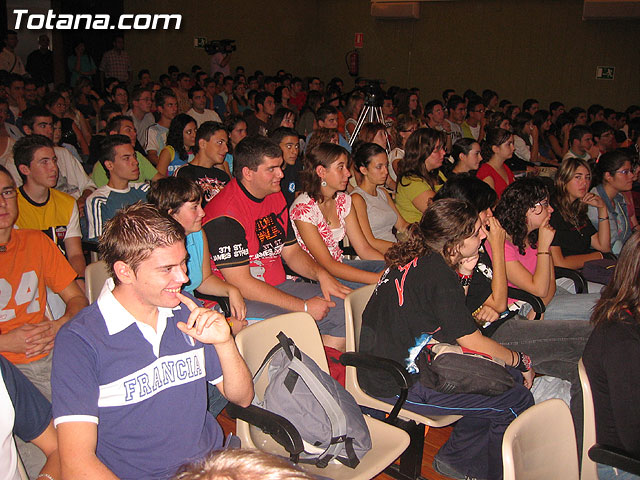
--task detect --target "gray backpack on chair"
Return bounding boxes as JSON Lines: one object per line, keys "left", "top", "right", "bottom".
{"left": 253, "top": 332, "right": 372, "bottom": 468}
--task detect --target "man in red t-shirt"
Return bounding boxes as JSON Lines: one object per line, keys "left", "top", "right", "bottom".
{"left": 203, "top": 136, "right": 350, "bottom": 351}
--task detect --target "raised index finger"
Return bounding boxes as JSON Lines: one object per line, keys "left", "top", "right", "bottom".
{"left": 176, "top": 292, "right": 198, "bottom": 312}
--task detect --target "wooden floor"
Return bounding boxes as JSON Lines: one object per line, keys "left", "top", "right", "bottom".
{"left": 217, "top": 409, "right": 454, "bottom": 480}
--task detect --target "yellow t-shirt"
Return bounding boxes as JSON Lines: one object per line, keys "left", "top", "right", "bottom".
{"left": 16, "top": 187, "right": 80, "bottom": 255}
{"left": 395, "top": 172, "right": 447, "bottom": 223}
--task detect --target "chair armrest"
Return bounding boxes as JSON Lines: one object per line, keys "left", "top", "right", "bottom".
{"left": 588, "top": 444, "right": 640, "bottom": 475}
{"left": 555, "top": 267, "right": 586, "bottom": 294}
{"left": 340, "top": 352, "right": 409, "bottom": 422}
{"left": 339, "top": 240, "right": 358, "bottom": 257}
{"left": 82, "top": 240, "right": 99, "bottom": 253}
{"left": 226, "top": 402, "right": 304, "bottom": 462}
{"left": 193, "top": 290, "right": 231, "bottom": 317}
{"left": 282, "top": 262, "right": 317, "bottom": 284}
{"left": 507, "top": 287, "right": 545, "bottom": 320}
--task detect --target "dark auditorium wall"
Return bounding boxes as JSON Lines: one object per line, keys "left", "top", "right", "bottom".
{"left": 125, "top": 0, "right": 640, "bottom": 110}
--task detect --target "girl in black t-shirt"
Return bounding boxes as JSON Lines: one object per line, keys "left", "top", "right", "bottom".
{"left": 359, "top": 198, "right": 534, "bottom": 480}
{"left": 583, "top": 231, "right": 640, "bottom": 478}
{"left": 550, "top": 157, "right": 611, "bottom": 269}
{"left": 436, "top": 176, "right": 594, "bottom": 445}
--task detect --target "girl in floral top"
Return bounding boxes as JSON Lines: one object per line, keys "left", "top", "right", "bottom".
{"left": 290, "top": 143, "right": 385, "bottom": 289}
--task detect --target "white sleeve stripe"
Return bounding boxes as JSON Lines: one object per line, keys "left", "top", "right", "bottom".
{"left": 208, "top": 374, "right": 223, "bottom": 386}
{"left": 54, "top": 415, "right": 99, "bottom": 427}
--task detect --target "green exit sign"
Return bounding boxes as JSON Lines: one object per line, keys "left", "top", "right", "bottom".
{"left": 194, "top": 37, "right": 207, "bottom": 48}
{"left": 596, "top": 66, "right": 615, "bottom": 80}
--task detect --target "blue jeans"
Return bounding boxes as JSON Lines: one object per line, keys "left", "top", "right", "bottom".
{"left": 598, "top": 464, "right": 640, "bottom": 479}
{"left": 520, "top": 286, "right": 600, "bottom": 321}
{"left": 244, "top": 279, "right": 346, "bottom": 337}
{"left": 490, "top": 315, "right": 593, "bottom": 453}
{"left": 381, "top": 368, "right": 534, "bottom": 480}
{"left": 207, "top": 383, "right": 228, "bottom": 418}
{"left": 338, "top": 259, "right": 386, "bottom": 290}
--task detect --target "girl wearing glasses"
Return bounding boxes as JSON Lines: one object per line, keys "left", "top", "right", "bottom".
{"left": 486, "top": 177, "right": 600, "bottom": 321}
{"left": 588, "top": 150, "right": 635, "bottom": 255}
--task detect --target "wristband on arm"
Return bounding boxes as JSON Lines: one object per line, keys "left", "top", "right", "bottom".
{"left": 513, "top": 351, "right": 532, "bottom": 372}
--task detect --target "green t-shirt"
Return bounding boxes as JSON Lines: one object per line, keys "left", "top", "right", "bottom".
{"left": 91, "top": 151, "right": 158, "bottom": 187}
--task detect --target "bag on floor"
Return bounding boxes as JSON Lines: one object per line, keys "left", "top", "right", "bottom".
{"left": 416, "top": 338, "right": 516, "bottom": 396}
{"left": 253, "top": 332, "right": 371, "bottom": 468}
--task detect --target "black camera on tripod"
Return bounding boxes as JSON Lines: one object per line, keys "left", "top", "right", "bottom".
{"left": 358, "top": 79, "right": 385, "bottom": 107}
{"left": 204, "top": 39, "right": 236, "bottom": 55}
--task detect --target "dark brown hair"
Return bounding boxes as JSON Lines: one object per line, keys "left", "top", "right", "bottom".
{"left": 147, "top": 176, "right": 203, "bottom": 215}
{"left": 300, "top": 142, "right": 349, "bottom": 202}
{"left": 591, "top": 230, "right": 640, "bottom": 326}
{"left": 397, "top": 127, "right": 446, "bottom": 189}
{"left": 385, "top": 198, "right": 477, "bottom": 268}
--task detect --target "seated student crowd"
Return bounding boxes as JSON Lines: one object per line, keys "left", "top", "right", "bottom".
{"left": 2, "top": 51, "right": 639, "bottom": 479}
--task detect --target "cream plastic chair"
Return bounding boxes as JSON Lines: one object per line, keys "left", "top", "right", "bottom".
{"left": 228, "top": 312, "right": 410, "bottom": 480}
{"left": 579, "top": 358, "right": 599, "bottom": 480}
{"left": 342, "top": 284, "right": 461, "bottom": 479}
{"left": 85, "top": 260, "right": 110, "bottom": 303}
{"left": 502, "top": 398, "right": 579, "bottom": 480}
{"left": 578, "top": 358, "right": 640, "bottom": 478}
{"left": 17, "top": 456, "right": 28, "bottom": 480}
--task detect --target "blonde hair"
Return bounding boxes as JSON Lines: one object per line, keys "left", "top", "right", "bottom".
{"left": 173, "top": 449, "right": 317, "bottom": 480}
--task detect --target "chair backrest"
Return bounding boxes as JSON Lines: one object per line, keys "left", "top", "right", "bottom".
{"left": 579, "top": 358, "right": 599, "bottom": 480}
{"left": 502, "top": 398, "right": 579, "bottom": 480}
{"left": 344, "top": 284, "right": 376, "bottom": 353}
{"left": 234, "top": 312, "right": 328, "bottom": 399}
{"left": 85, "top": 260, "right": 110, "bottom": 303}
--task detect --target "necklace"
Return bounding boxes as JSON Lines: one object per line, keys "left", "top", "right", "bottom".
{"left": 457, "top": 271, "right": 472, "bottom": 287}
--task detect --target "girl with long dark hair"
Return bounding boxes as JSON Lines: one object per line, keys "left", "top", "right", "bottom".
{"left": 435, "top": 175, "right": 593, "bottom": 446}
{"left": 289, "top": 143, "right": 385, "bottom": 288}
{"left": 351, "top": 142, "right": 408, "bottom": 254}
{"left": 588, "top": 150, "right": 635, "bottom": 255}
{"left": 395, "top": 128, "right": 447, "bottom": 223}
{"left": 476, "top": 128, "right": 515, "bottom": 198}
{"left": 550, "top": 157, "right": 611, "bottom": 271}
{"left": 359, "top": 198, "right": 534, "bottom": 480}
{"left": 489, "top": 177, "right": 601, "bottom": 321}
{"left": 583, "top": 230, "right": 640, "bottom": 479}
{"left": 446, "top": 137, "right": 482, "bottom": 176}
{"left": 157, "top": 113, "right": 196, "bottom": 176}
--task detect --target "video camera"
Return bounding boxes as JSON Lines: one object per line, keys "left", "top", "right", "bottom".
{"left": 204, "top": 39, "right": 236, "bottom": 55}
{"left": 358, "top": 79, "right": 386, "bottom": 107}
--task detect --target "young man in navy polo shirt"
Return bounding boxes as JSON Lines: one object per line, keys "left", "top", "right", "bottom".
{"left": 51, "top": 203, "right": 253, "bottom": 480}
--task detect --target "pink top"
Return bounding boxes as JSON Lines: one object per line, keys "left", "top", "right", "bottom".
{"left": 289, "top": 192, "right": 351, "bottom": 261}
{"left": 485, "top": 239, "right": 538, "bottom": 304}
{"left": 476, "top": 163, "right": 515, "bottom": 198}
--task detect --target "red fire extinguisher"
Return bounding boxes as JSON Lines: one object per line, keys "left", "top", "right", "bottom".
{"left": 345, "top": 50, "right": 359, "bottom": 77}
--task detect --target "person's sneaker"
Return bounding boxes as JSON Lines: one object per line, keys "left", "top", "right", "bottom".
{"left": 433, "top": 456, "right": 483, "bottom": 480}
{"left": 433, "top": 456, "right": 467, "bottom": 480}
